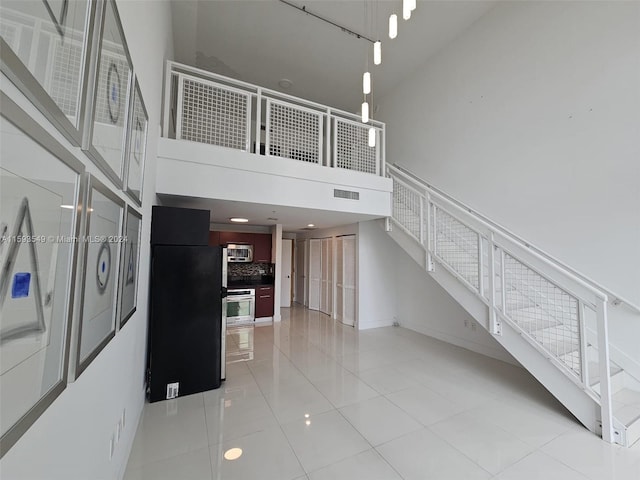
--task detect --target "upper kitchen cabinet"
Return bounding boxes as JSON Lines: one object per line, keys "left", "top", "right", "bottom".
{"left": 208, "top": 231, "right": 220, "bottom": 246}
{"left": 212, "top": 231, "right": 272, "bottom": 263}
{"left": 219, "top": 231, "right": 254, "bottom": 246}
{"left": 253, "top": 234, "right": 272, "bottom": 263}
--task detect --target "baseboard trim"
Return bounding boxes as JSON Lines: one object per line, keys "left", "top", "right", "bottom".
{"left": 402, "top": 321, "right": 519, "bottom": 366}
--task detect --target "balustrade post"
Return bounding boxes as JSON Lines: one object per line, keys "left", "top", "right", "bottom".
{"left": 578, "top": 301, "right": 589, "bottom": 388}
{"left": 488, "top": 233, "right": 501, "bottom": 335}
{"left": 255, "top": 89, "right": 262, "bottom": 155}
{"left": 175, "top": 76, "right": 184, "bottom": 140}
{"left": 426, "top": 195, "right": 434, "bottom": 271}
{"left": 596, "top": 296, "right": 614, "bottom": 443}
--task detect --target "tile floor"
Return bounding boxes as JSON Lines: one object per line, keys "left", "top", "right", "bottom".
{"left": 125, "top": 306, "right": 640, "bottom": 480}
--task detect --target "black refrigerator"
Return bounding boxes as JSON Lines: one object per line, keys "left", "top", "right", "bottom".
{"left": 148, "top": 207, "right": 227, "bottom": 403}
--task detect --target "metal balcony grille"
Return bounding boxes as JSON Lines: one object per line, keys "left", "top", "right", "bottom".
{"left": 392, "top": 178, "right": 421, "bottom": 240}
{"left": 180, "top": 77, "right": 248, "bottom": 150}
{"left": 503, "top": 253, "right": 581, "bottom": 376}
{"left": 268, "top": 101, "right": 320, "bottom": 163}
{"left": 435, "top": 208, "right": 480, "bottom": 290}
{"left": 335, "top": 120, "right": 377, "bottom": 174}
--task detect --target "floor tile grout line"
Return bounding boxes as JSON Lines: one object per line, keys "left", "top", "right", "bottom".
{"left": 200, "top": 393, "right": 216, "bottom": 480}
{"left": 331, "top": 403, "right": 408, "bottom": 480}
{"left": 243, "top": 330, "right": 313, "bottom": 479}
{"left": 425, "top": 418, "right": 525, "bottom": 477}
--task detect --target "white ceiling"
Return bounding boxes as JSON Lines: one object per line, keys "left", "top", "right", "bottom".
{"left": 167, "top": 0, "right": 496, "bottom": 231}
{"left": 157, "top": 194, "right": 382, "bottom": 232}
{"left": 171, "top": 0, "right": 496, "bottom": 113}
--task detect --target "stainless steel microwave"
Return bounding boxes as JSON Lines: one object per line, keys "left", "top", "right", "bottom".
{"left": 226, "top": 244, "right": 253, "bottom": 263}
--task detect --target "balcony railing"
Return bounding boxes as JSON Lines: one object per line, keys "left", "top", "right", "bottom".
{"left": 162, "top": 61, "right": 386, "bottom": 176}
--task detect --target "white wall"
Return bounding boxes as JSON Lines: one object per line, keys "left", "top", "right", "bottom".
{"left": 393, "top": 236, "right": 516, "bottom": 364}
{"left": 156, "top": 138, "right": 393, "bottom": 218}
{"left": 0, "top": 1, "right": 174, "bottom": 478}
{"left": 357, "top": 220, "right": 397, "bottom": 330}
{"left": 379, "top": 2, "right": 640, "bottom": 362}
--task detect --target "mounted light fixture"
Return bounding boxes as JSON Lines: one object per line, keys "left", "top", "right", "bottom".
{"left": 373, "top": 41, "right": 381, "bottom": 65}
{"left": 363, "top": 72, "right": 371, "bottom": 94}
{"left": 389, "top": 14, "right": 397, "bottom": 39}
{"left": 402, "top": 0, "right": 411, "bottom": 20}
{"left": 361, "top": 101, "right": 369, "bottom": 123}
{"left": 368, "top": 127, "right": 376, "bottom": 147}
{"left": 230, "top": 218, "right": 249, "bottom": 223}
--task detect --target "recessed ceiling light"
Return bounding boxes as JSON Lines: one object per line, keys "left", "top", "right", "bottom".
{"left": 278, "top": 78, "right": 293, "bottom": 89}
{"left": 307, "top": 224, "right": 315, "bottom": 228}
{"left": 224, "top": 448, "right": 243, "bottom": 460}
{"left": 230, "top": 218, "right": 249, "bottom": 223}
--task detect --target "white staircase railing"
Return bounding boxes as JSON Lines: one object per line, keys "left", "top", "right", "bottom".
{"left": 162, "top": 61, "right": 386, "bottom": 176}
{"left": 387, "top": 163, "right": 640, "bottom": 445}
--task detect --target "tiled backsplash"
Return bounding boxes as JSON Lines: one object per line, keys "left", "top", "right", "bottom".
{"left": 228, "top": 263, "right": 273, "bottom": 276}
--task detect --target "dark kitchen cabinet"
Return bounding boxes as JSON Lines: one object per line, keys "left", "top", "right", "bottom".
{"left": 255, "top": 286, "right": 274, "bottom": 318}
{"left": 212, "top": 231, "right": 272, "bottom": 263}
{"left": 253, "top": 234, "right": 272, "bottom": 263}
{"left": 208, "top": 231, "right": 220, "bottom": 246}
{"left": 219, "top": 231, "right": 254, "bottom": 246}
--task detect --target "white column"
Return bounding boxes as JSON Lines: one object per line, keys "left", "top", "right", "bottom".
{"left": 271, "top": 224, "right": 283, "bottom": 322}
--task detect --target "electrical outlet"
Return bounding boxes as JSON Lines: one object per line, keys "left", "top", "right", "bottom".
{"left": 471, "top": 322, "right": 477, "bottom": 332}
{"left": 121, "top": 408, "right": 126, "bottom": 429}
{"left": 464, "top": 319, "right": 469, "bottom": 328}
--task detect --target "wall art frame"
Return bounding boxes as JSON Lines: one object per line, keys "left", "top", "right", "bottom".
{"left": 0, "top": 0, "right": 98, "bottom": 146}
{"left": 71, "top": 173, "right": 124, "bottom": 380}
{"left": 124, "top": 77, "right": 148, "bottom": 206}
{"left": 82, "top": 0, "right": 134, "bottom": 189}
{"left": 118, "top": 205, "right": 141, "bottom": 329}
{"left": 0, "top": 92, "right": 84, "bottom": 458}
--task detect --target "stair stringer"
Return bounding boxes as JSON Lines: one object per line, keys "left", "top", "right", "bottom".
{"left": 388, "top": 222, "right": 601, "bottom": 435}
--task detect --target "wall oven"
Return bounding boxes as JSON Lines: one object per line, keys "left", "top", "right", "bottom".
{"left": 226, "top": 288, "right": 255, "bottom": 324}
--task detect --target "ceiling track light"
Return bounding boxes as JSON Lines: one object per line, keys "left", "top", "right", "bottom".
{"left": 402, "top": 0, "right": 411, "bottom": 20}
{"left": 361, "top": 101, "right": 369, "bottom": 123}
{"left": 368, "top": 127, "right": 376, "bottom": 147}
{"left": 373, "top": 41, "right": 381, "bottom": 65}
{"left": 363, "top": 72, "right": 371, "bottom": 94}
{"left": 389, "top": 14, "right": 397, "bottom": 39}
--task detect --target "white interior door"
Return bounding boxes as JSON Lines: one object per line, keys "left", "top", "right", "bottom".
{"left": 281, "top": 239, "right": 292, "bottom": 307}
{"left": 342, "top": 235, "right": 356, "bottom": 327}
{"left": 308, "top": 238, "right": 321, "bottom": 311}
{"left": 295, "top": 239, "right": 305, "bottom": 305}
{"left": 335, "top": 237, "right": 344, "bottom": 323}
{"left": 320, "top": 238, "right": 333, "bottom": 315}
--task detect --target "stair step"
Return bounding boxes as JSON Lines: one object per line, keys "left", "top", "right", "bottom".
{"left": 589, "top": 362, "right": 624, "bottom": 386}
{"left": 531, "top": 325, "right": 579, "bottom": 356}
{"left": 505, "top": 306, "right": 563, "bottom": 333}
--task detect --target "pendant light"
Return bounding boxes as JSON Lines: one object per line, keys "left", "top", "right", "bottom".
{"left": 368, "top": 127, "right": 376, "bottom": 147}
{"left": 388, "top": 14, "right": 397, "bottom": 39}
{"left": 361, "top": 101, "right": 369, "bottom": 123}
{"left": 402, "top": 0, "right": 411, "bottom": 20}
{"left": 363, "top": 72, "right": 371, "bottom": 94}
{"left": 373, "top": 41, "right": 381, "bottom": 65}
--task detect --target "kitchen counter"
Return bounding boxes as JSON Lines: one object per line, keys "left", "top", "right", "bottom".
{"left": 227, "top": 282, "right": 274, "bottom": 289}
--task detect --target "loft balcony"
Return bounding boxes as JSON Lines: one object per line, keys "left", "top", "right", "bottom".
{"left": 157, "top": 61, "right": 392, "bottom": 220}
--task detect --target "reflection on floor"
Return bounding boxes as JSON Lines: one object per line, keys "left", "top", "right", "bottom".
{"left": 125, "top": 305, "right": 640, "bottom": 480}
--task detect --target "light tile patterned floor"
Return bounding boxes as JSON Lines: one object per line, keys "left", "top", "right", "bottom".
{"left": 125, "top": 305, "right": 640, "bottom": 480}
